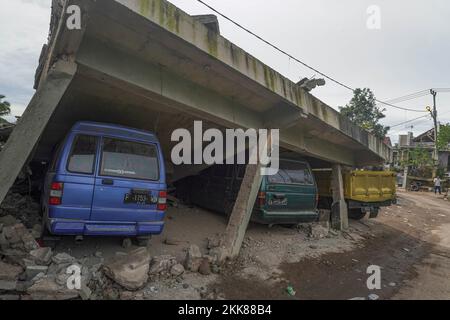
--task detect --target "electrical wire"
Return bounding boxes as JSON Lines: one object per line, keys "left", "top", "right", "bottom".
{"left": 195, "top": 0, "right": 428, "bottom": 113}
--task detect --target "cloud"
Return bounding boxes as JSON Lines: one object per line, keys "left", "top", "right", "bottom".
{"left": 0, "top": 0, "right": 51, "bottom": 117}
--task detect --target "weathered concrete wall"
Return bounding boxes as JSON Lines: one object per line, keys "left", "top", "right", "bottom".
{"left": 0, "top": 61, "right": 77, "bottom": 203}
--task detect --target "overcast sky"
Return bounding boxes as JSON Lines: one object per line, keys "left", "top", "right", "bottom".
{"left": 1, "top": 0, "right": 449, "bottom": 143}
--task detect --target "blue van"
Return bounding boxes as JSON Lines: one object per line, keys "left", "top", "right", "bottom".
{"left": 41, "top": 122, "right": 167, "bottom": 241}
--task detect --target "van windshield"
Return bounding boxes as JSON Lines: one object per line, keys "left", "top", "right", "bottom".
{"left": 100, "top": 138, "right": 159, "bottom": 181}
{"left": 267, "top": 161, "right": 314, "bottom": 185}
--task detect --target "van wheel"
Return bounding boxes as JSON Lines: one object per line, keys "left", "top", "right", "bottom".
{"left": 136, "top": 236, "right": 151, "bottom": 247}
{"left": 348, "top": 209, "right": 366, "bottom": 220}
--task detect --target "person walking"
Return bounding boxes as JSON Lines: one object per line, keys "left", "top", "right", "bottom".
{"left": 434, "top": 176, "right": 442, "bottom": 195}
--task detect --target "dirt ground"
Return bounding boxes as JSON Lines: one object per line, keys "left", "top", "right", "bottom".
{"left": 214, "top": 190, "right": 450, "bottom": 300}
{"left": 49, "top": 190, "right": 450, "bottom": 300}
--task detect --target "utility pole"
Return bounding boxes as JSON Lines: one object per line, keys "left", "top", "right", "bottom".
{"left": 429, "top": 89, "right": 438, "bottom": 178}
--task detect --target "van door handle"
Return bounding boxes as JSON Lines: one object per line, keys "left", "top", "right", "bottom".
{"left": 272, "top": 193, "right": 286, "bottom": 199}
{"left": 102, "top": 179, "right": 114, "bottom": 185}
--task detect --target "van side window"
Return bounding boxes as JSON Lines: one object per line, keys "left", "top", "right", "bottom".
{"left": 67, "top": 135, "right": 98, "bottom": 174}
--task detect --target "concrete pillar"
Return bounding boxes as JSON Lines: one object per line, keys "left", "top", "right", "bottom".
{"left": 0, "top": 61, "right": 77, "bottom": 204}
{"left": 221, "top": 163, "right": 263, "bottom": 258}
{"left": 331, "top": 164, "right": 348, "bottom": 230}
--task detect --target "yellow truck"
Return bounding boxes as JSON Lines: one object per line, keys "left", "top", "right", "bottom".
{"left": 313, "top": 170, "right": 397, "bottom": 220}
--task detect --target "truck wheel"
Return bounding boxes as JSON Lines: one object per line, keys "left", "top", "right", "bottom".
{"left": 348, "top": 209, "right": 366, "bottom": 220}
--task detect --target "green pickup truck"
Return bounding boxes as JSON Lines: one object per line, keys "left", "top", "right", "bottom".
{"left": 175, "top": 159, "right": 319, "bottom": 224}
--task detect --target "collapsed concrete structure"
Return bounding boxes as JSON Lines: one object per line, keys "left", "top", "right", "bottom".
{"left": 0, "top": 0, "right": 391, "bottom": 258}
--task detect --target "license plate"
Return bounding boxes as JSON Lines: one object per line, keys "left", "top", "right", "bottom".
{"left": 269, "top": 198, "right": 288, "bottom": 206}
{"left": 124, "top": 192, "right": 155, "bottom": 205}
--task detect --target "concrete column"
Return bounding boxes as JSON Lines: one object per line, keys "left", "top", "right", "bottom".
{"left": 0, "top": 61, "right": 77, "bottom": 204}
{"left": 221, "top": 163, "right": 263, "bottom": 258}
{"left": 331, "top": 164, "right": 348, "bottom": 230}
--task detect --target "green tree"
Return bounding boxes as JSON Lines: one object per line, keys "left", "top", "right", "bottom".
{"left": 339, "top": 88, "right": 389, "bottom": 139}
{"left": 0, "top": 94, "right": 11, "bottom": 118}
{"left": 437, "top": 123, "right": 450, "bottom": 151}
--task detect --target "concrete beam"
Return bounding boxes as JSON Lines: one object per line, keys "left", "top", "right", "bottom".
{"left": 221, "top": 163, "right": 263, "bottom": 258}
{"left": 331, "top": 164, "right": 349, "bottom": 230}
{"left": 0, "top": 61, "right": 77, "bottom": 204}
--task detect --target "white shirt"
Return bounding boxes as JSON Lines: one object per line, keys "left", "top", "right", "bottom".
{"left": 434, "top": 178, "right": 441, "bottom": 187}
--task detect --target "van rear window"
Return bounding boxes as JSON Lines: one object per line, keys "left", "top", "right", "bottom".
{"left": 100, "top": 138, "right": 159, "bottom": 181}
{"left": 267, "top": 161, "right": 314, "bottom": 185}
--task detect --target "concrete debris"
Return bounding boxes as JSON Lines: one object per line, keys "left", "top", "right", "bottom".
{"left": 0, "top": 280, "right": 17, "bottom": 291}
{"left": 198, "top": 259, "right": 212, "bottom": 276}
{"left": 170, "top": 264, "right": 185, "bottom": 277}
{"left": 0, "top": 222, "right": 39, "bottom": 251}
{"left": 27, "top": 277, "right": 79, "bottom": 300}
{"left": 25, "top": 265, "right": 48, "bottom": 281}
{"left": 0, "top": 193, "right": 41, "bottom": 228}
{"left": 79, "top": 284, "right": 92, "bottom": 300}
{"left": 29, "top": 247, "right": 53, "bottom": 265}
{"left": 368, "top": 293, "right": 380, "bottom": 300}
{"left": 52, "top": 252, "right": 76, "bottom": 265}
{"left": 0, "top": 261, "right": 23, "bottom": 280}
{"left": 185, "top": 244, "right": 203, "bottom": 272}
{"left": 149, "top": 255, "right": 177, "bottom": 275}
{"left": 103, "top": 247, "right": 151, "bottom": 291}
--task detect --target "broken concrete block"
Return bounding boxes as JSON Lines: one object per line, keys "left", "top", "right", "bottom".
{"left": 0, "top": 261, "right": 23, "bottom": 281}
{"left": 309, "top": 223, "right": 329, "bottom": 239}
{"left": 0, "top": 215, "right": 18, "bottom": 227}
{"left": 52, "top": 252, "right": 76, "bottom": 265}
{"left": 0, "top": 280, "right": 17, "bottom": 291}
{"left": 198, "top": 259, "right": 212, "bottom": 275}
{"left": 149, "top": 255, "right": 177, "bottom": 275}
{"left": 209, "top": 247, "right": 229, "bottom": 264}
{"left": 79, "top": 284, "right": 92, "bottom": 300}
{"left": 27, "top": 277, "right": 79, "bottom": 300}
{"left": 103, "top": 247, "right": 151, "bottom": 291}
{"left": 2, "top": 226, "right": 21, "bottom": 244}
{"left": 22, "top": 232, "right": 40, "bottom": 251}
{"left": 185, "top": 244, "right": 203, "bottom": 272}
{"left": 29, "top": 247, "right": 53, "bottom": 265}
{"left": 170, "top": 264, "right": 185, "bottom": 277}
{"left": 31, "top": 224, "right": 42, "bottom": 239}
{"left": 26, "top": 266, "right": 48, "bottom": 281}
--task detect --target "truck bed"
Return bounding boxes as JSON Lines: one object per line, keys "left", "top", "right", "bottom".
{"left": 314, "top": 170, "right": 397, "bottom": 203}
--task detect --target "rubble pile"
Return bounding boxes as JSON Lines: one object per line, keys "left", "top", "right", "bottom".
{"left": 0, "top": 193, "right": 221, "bottom": 300}
{"left": 0, "top": 192, "right": 41, "bottom": 228}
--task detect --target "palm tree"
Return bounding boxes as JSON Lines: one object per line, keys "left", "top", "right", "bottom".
{"left": 0, "top": 95, "right": 11, "bottom": 117}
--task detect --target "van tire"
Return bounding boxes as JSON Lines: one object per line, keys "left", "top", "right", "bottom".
{"left": 348, "top": 209, "right": 366, "bottom": 220}
{"left": 136, "top": 236, "right": 152, "bottom": 247}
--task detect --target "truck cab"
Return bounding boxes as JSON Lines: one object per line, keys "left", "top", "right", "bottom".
{"left": 41, "top": 121, "right": 167, "bottom": 239}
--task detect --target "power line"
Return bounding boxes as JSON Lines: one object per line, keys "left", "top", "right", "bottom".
{"left": 195, "top": 0, "right": 427, "bottom": 113}
{"left": 389, "top": 114, "right": 430, "bottom": 129}
{"left": 384, "top": 90, "right": 430, "bottom": 104}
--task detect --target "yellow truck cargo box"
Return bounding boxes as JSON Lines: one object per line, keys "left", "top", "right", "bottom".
{"left": 314, "top": 170, "right": 397, "bottom": 203}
